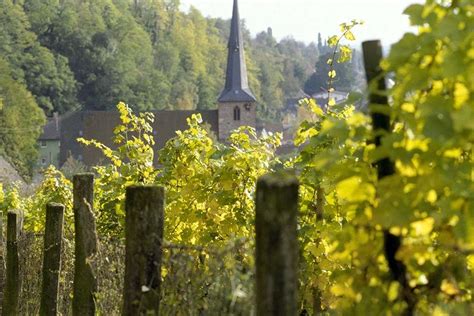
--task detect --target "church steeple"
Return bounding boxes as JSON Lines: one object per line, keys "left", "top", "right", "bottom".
{"left": 218, "top": 0, "right": 256, "bottom": 103}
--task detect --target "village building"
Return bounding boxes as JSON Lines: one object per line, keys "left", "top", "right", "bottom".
{"left": 38, "top": 113, "right": 61, "bottom": 168}
{"left": 38, "top": 0, "right": 260, "bottom": 168}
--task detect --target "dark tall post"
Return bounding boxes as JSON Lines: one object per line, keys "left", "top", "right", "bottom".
{"left": 2, "top": 212, "right": 20, "bottom": 315}
{"left": 123, "top": 186, "right": 164, "bottom": 316}
{"left": 362, "top": 40, "right": 395, "bottom": 178}
{"left": 0, "top": 214, "right": 5, "bottom": 313}
{"left": 73, "top": 174, "right": 98, "bottom": 316}
{"left": 255, "top": 172, "right": 299, "bottom": 316}
{"left": 40, "top": 203, "right": 65, "bottom": 316}
{"left": 362, "top": 41, "right": 415, "bottom": 314}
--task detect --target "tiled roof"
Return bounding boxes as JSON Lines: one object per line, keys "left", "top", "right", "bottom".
{"left": 39, "top": 118, "right": 60, "bottom": 140}
{"left": 59, "top": 110, "right": 219, "bottom": 166}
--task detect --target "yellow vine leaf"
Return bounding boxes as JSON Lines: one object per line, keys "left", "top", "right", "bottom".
{"left": 433, "top": 306, "right": 449, "bottom": 316}
{"left": 453, "top": 83, "right": 469, "bottom": 109}
{"left": 467, "top": 47, "right": 474, "bottom": 59}
{"left": 336, "top": 176, "right": 375, "bottom": 202}
{"left": 443, "top": 148, "right": 462, "bottom": 158}
{"left": 401, "top": 102, "right": 415, "bottom": 113}
{"left": 467, "top": 255, "right": 474, "bottom": 271}
{"left": 440, "top": 279, "right": 459, "bottom": 296}
{"left": 308, "top": 98, "right": 323, "bottom": 116}
{"left": 426, "top": 190, "right": 438, "bottom": 204}
{"left": 411, "top": 217, "right": 435, "bottom": 236}
{"left": 344, "top": 31, "right": 355, "bottom": 41}
{"left": 388, "top": 281, "right": 399, "bottom": 302}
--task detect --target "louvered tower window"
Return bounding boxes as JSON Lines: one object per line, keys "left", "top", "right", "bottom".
{"left": 233, "top": 106, "right": 241, "bottom": 121}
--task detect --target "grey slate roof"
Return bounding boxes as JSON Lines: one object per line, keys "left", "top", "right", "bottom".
{"left": 217, "top": 0, "right": 257, "bottom": 103}
{"left": 39, "top": 118, "right": 60, "bottom": 140}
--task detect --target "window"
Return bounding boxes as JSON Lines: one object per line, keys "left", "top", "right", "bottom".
{"left": 41, "top": 158, "right": 47, "bottom": 166}
{"left": 233, "top": 106, "right": 241, "bottom": 121}
{"left": 78, "top": 130, "right": 83, "bottom": 137}
{"left": 40, "top": 141, "right": 47, "bottom": 148}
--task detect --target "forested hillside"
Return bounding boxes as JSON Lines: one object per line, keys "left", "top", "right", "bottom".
{"left": 0, "top": 0, "right": 327, "bottom": 116}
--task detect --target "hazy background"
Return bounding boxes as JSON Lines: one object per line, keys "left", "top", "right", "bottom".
{"left": 181, "top": 0, "right": 421, "bottom": 44}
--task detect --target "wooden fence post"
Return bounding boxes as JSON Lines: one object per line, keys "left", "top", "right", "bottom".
{"left": 73, "top": 174, "right": 98, "bottom": 316}
{"left": 123, "top": 186, "right": 164, "bottom": 316}
{"left": 2, "top": 212, "right": 20, "bottom": 315}
{"left": 362, "top": 40, "right": 415, "bottom": 314}
{"left": 0, "top": 214, "right": 5, "bottom": 313}
{"left": 255, "top": 172, "right": 299, "bottom": 316}
{"left": 40, "top": 203, "right": 65, "bottom": 316}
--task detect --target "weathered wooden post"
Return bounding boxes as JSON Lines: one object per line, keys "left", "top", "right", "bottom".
{"left": 2, "top": 212, "right": 20, "bottom": 315}
{"left": 73, "top": 174, "right": 98, "bottom": 316}
{"left": 39, "top": 203, "right": 65, "bottom": 316}
{"left": 123, "top": 186, "right": 164, "bottom": 316}
{"left": 255, "top": 171, "right": 299, "bottom": 316}
{"left": 0, "top": 214, "right": 5, "bottom": 313}
{"left": 362, "top": 41, "right": 415, "bottom": 314}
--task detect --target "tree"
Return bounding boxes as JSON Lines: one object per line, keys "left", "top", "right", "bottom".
{"left": 304, "top": 52, "right": 355, "bottom": 94}
{"left": 0, "top": 0, "right": 78, "bottom": 114}
{"left": 251, "top": 31, "right": 284, "bottom": 120}
{"left": 196, "top": 74, "right": 215, "bottom": 110}
{"left": 22, "top": 0, "right": 158, "bottom": 111}
{"left": 277, "top": 38, "right": 318, "bottom": 96}
{"left": 0, "top": 58, "right": 45, "bottom": 176}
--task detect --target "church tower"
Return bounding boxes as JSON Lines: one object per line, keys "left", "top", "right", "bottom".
{"left": 218, "top": 0, "right": 257, "bottom": 140}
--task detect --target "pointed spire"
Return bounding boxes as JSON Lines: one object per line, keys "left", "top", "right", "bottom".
{"left": 218, "top": 0, "right": 256, "bottom": 103}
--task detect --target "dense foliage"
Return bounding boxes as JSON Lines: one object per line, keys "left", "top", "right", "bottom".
{"left": 1, "top": 0, "right": 472, "bottom": 314}
{"left": 0, "top": 58, "right": 45, "bottom": 176}
{"left": 294, "top": 1, "right": 473, "bottom": 314}
{"left": 0, "top": 0, "right": 78, "bottom": 114}
{"left": 77, "top": 102, "right": 281, "bottom": 241}
{"left": 158, "top": 113, "right": 281, "bottom": 245}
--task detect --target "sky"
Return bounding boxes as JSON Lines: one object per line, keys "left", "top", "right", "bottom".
{"left": 180, "top": 0, "right": 421, "bottom": 45}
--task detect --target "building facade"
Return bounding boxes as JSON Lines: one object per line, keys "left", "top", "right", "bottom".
{"left": 38, "top": 114, "right": 61, "bottom": 168}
